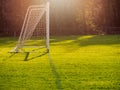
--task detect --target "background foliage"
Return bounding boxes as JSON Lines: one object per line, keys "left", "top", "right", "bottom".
{"left": 0, "top": 0, "right": 120, "bottom": 36}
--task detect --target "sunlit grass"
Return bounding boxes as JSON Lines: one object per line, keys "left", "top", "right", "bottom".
{"left": 0, "top": 35, "right": 120, "bottom": 90}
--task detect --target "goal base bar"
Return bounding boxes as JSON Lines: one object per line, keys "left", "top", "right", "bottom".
{"left": 10, "top": 46, "right": 49, "bottom": 53}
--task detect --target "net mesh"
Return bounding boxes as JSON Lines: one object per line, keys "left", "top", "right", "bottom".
{"left": 11, "top": 4, "right": 49, "bottom": 53}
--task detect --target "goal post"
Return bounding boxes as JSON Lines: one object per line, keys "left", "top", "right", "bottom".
{"left": 10, "top": 2, "right": 50, "bottom": 53}
{"left": 46, "top": 2, "right": 50, "bottom": 51}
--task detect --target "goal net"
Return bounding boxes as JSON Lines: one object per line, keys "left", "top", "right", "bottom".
{"left": 10, "top": 2, "right": 50, "bottom": 53}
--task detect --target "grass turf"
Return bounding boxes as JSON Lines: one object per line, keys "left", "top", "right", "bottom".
{"left": 0, "top": 35, "right": 120, "bottom": 90}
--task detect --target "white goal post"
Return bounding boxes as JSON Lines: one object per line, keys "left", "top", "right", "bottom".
{"left": 10, "top": 2, "right": 50, "bottom": 53}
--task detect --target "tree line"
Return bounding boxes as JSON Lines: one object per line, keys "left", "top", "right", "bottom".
{"left": 0, "top": 0, "right": 120, "bottom": 36}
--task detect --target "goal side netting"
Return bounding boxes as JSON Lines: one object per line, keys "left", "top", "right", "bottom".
{"left": 10, "top": 2, "right": 50, "bottom": 53}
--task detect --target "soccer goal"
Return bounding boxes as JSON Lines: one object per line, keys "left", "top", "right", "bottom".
{"left": 10, "top": 2, "right": 50, "bottom": 53}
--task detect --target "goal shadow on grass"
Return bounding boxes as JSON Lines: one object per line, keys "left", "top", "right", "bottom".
{"left": 48, "top": 53, "right": 63, "bottom": 90}
{"left": 3, "top": 50, "right": 48, "bottom": 61}
{"left": 2, "top": 53, "right": 17, "bottom": 61}
{"left": 25, "top": 51, "right": 48, "bottom": 61}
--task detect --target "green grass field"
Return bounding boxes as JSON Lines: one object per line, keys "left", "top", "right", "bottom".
{"left": 0, "top": 35, "right": 120, "bottom": 90}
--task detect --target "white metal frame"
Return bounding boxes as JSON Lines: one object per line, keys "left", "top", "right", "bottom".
{"left": 46, "top": 2, "right": 50, "bottom": 52}
{"left": 10, "top": 2, "right": 50, "bottom": 53}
